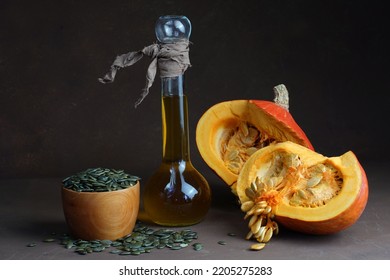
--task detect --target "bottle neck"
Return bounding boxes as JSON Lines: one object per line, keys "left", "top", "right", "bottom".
{"left": 161, "top": 76, "right": 184, "bottom": 97}
{"left": 161, "top": 75, "right": 190, "bottom": 162}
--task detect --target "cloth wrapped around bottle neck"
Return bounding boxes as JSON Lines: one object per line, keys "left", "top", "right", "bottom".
{"left": 99, "top": 40, "right": 191, "bottom": 108}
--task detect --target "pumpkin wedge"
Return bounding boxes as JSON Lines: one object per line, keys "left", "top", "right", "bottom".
{"left": 196, "top": 86, "right": 313, "bottom": 193}
{"left": 236, "top": 141, "right": 368, "bottom": 249}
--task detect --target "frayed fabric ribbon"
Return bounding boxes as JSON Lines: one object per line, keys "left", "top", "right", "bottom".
{"left": 98, "top": 40, "right": 191, "bottom": 108}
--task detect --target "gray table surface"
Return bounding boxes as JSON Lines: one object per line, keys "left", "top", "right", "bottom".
{"left": 0, "top": 162, "right": 388, "bottom": 260}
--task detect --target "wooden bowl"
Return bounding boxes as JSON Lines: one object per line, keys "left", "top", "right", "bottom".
{"left": 61, "top": 182, "right": 140, "bottom": 240}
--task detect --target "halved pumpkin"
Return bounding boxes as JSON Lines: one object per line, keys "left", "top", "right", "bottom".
{"left": 236, "top": 141, "right": 368, "bottom": 249}
{"left": 196, "top": 88, "right": 313, "bottom": 193}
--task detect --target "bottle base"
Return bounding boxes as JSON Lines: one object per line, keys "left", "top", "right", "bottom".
{"left": 149, "top": 217, "right": 205, "bottom": 227}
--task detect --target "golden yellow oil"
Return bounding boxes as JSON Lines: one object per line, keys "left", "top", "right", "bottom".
{"left": 143, "top": 95, "right": 211, "bottom": 226}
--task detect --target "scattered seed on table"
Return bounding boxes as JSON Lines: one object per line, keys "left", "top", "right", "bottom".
{"left": 43, "top": 238, "right": 56, "bottom": 242}
{"left": 227, "top": 233, "right": 236, "bottom": 237}
{"left": 120, "top": 251, "right": 131, "bottom": 255}
{"left": 109, "top": 249, "right": 121, "bottom": 254}
{"left": 193, "top": 243, "right": 203, "bottom": 251}
{"left": 218, "top": 241, "right": 227, "bottom": 245}
{"left": 250, "top": 243, "right": 266, "bottom": 251}
{"left": 65, "top": 241, "right": 74, "bottom": 249}
{"left": 26, "top": 243, "right": 37, "bottom": 247}
{"left": 43, "top": 222, "right": 201, "bottom": 256}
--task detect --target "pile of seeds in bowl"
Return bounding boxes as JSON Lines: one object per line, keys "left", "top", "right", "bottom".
{"left": 59, "top": 222, "right": 201, "bottom": 255}
{"left": 62, "top": 167, "right": 140, "bottom": 192}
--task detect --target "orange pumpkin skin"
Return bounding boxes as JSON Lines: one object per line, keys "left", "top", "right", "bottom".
{"left": 250, "top": 100, "right": 314, "bottom": 151}
{"left": 196, "top": 100, "right": 313, "bottom": 192}
{"left": 275, "top": 159, "right": 369, "bottom": 235}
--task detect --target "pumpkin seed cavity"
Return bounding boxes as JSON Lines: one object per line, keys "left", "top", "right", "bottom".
{"left": 241, "top": 151, "right": 343, "bottom": 250}
{"left": 220, "top": 122, "right": 276, "bottom": 175}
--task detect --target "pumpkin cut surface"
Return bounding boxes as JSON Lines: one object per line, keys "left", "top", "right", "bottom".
{"left": 196, "top": 99, "right": 313, "bottom": 193}
{"left": 236, "top": 141, "right": 368, "bottom": 249}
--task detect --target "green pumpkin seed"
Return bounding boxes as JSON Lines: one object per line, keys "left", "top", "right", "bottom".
{"left": 119, "top": 251, "right": 131, "bottom": 255}
{"left": 133, "top": 235, "right": 146, "bottom": 242}
{"left": 62, "top": 167, "right": 140, "bottom": 192}
{"left": 193, "top": 243, "right": 203, "bottom": 251}
{"left": 43, "top": 238, "right": 56, "bottom": 242}
{"left": 65, "top": 241, "right": 74, "bottom": 249}
{"left": 110, "top": 249, "right": 121, "bottom": 254}
{"left": 111, "top": 241, "right": 122, "bottom": 247}
{"left": 50, "top": 222, "right": 200, "bottom": 256}
{"left": 75, "top": 249, "right": 87, "bottom": 255}
{"left": 129, "top": 243, "right": 142, "bottom": 249}
{"left": 92, "top": 247, "right": 104, "bottom": 252}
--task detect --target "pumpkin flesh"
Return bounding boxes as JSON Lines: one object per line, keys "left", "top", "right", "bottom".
{"left": 196, "top": 100, "right": 313, "bottom": 193}
{"left": 275, "top": 154, "right": 369, "bottom": 234}
{"left": 236, "top": 141, "right": 369, "bottom": 237}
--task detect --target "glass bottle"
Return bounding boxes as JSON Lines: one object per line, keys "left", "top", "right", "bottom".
{"left": 143, "top": 15, "right": 211, "bottom": 226}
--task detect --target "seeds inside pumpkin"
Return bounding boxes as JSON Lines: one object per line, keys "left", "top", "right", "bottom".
{"left": 241, "top": 150, "right": 344, "bottom": 250}
{"left": 221, "top": 122, "right": 276, "bottom": 175}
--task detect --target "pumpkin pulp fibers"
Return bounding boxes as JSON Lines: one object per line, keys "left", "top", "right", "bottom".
{"left": 239, "top": 146, "right": 346, "bottom": 248}
{"left": 221, "top": 121, "right": 276, "bottom": 175}
{"left": 248, "top": 151, "right": 343, "bottom": 209}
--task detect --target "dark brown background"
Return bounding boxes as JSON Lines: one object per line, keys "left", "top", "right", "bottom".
{"left": 1, "top": 0, "right": 388, "bottom": 181}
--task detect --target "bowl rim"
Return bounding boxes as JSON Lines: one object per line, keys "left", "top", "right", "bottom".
{"left": 61, "top": 181, "right": 140, "bottom": 195}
